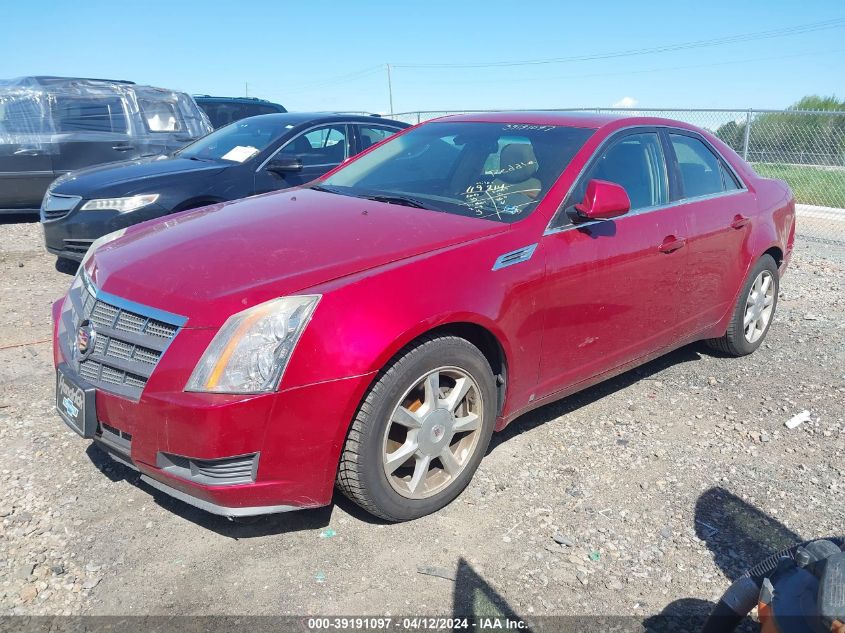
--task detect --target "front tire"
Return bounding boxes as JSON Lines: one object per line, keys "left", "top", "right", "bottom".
{"left": 337, "top": 335, "right": 497, "bottom": 521}
{"left": 707, "top": 254, "right": 779, "bottom": 356}
{"left": 55, "top": 257, "right": 79, "bottom": 276}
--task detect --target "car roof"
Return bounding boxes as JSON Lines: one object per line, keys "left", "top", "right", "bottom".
{"left": 239, "top": 112, "right": 409, "bottom": 126}
{"left": 435, "top": 110, "right": 697, "bottom": 131}
{"left": 5, "top": 75, "right": 136, "bottom": 87}
{"left": 193, "top": 95, "right": 283, "bottom": 106}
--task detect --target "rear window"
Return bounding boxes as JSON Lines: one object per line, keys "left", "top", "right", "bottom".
{"left": 199, "top": 102, "right": 283, "bottom": 129}
{"left": 139, "top": 99, "right": 183, "bottom": 132}
{"left": 53, "top": 97, "right": 127, "bottom": 133}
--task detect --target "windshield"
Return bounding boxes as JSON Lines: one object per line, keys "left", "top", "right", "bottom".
{"left": 320, "top": 121, "right": 594, "bottom": 222}
{"left": 177, "top": 116, "right": 289, "bottom": 163}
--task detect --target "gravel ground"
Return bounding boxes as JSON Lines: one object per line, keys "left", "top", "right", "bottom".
{"left": 0, "top": 216, "right": 842, "bottom": 623}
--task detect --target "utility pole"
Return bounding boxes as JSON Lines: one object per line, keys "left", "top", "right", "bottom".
{"left": 386, "top": 64, "right": 394, "bottom": 116}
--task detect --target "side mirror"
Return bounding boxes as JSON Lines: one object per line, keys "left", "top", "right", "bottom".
{"left": 266, "top": 156, "right": 303, "bottom": 175}
{"left": 574, "top": 179, "right": 630, "bottom": 221}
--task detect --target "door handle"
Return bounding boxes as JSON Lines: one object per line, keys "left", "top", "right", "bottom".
{"left": 730, "top": 214, "right": 750, "bottom": 229}
{"left": 112, "top": 144, "right": 135, "bottom": 152}
{"left": 658, "top": 236, "right": 686, "bottom": 254}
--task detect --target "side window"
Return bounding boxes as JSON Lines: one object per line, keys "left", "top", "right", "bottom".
{"left": 138, "top": 99, "right": 183, "bottom": 132}
{"left": 53, "top": 97, "right": 127, "bottom": 133}
{"left": 277, "top": 125, "right": 348, "bottom": 167}
{"left": 574, "top": 132, "right": 668, "bottom": 213}
{"left": 669, "top": 133, "right": 726, "bottom": 198}
{"left": 357, "top": 125, "right": 399, "bottom": 152}
{"left": 720, "top": 162, "right": 741, "bottom": 191}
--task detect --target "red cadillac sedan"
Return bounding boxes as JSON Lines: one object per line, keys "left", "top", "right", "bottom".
{"left": 52, "top": 112, "right": 795, "bottom": 521}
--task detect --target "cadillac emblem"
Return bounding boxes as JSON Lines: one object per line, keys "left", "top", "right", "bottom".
{"left": 75, "top": 322, "right": 96, "bottom": 361}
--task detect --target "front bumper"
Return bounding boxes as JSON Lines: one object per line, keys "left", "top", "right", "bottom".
{"left": 42, "top": 202, "right": 169, "bottom": 261}
{"left": 1, "top": 207, "right": 40, "bottom": 215}
{"left": 51, "top": 298, "right": 374, "bottom": 517}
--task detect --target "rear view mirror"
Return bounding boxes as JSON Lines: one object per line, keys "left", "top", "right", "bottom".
{"left": 266, "top": 156, "right": 303, "bottom": 175}
{"left": 574, "top": 179, "right": 630, "bottom": 221}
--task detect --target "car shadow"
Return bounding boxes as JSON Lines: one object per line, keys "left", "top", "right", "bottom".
{"left": 488, "top": 341, "right": 707, "bottom": 453}
{"left": 83, "top": 341, "right": 718, "bottom": 537}
{"left": 0, "top": 213, "right": 39, "bottom": 225}
{"left": 644, "top": 486, "right": 811, "bottom": 632}
{"left": 84, "top": 443, "right": 335, "bottom": 537}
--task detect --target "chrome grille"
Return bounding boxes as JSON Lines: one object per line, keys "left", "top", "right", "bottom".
{"left": 90, "top": 301, "right": 119, "bottom": 327}
{"left": 41, "top": 193, "right": 81, "bottom": 221}
{"left": 58, "top": 271, "right": 186, "bottom": 400}
{"left": 145, "top": 321, "right": 178, "bottom": 339}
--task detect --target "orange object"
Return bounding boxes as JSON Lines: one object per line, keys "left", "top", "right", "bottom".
{"left": 757, "top": 600, "right": 779, "bottom": 633}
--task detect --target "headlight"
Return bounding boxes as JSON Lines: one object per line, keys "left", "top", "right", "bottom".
{"left": 79, "top": 227, "right": 128, "bottom": 268}
{"left": 186, "top": 295, "right": 320, "bottom": 394}
{"left": 81, "top": 194, "right": 159, "bottom": 213}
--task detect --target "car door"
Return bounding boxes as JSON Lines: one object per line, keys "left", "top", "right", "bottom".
{"left": 254, "top": 123, "right": 350, "bottom": 192}
{"left": 50, "top": 95, "right": 142, "bottom": 177}
{"left": 663, "top": 130, "right": 754, "bottom": 331}
{"left": 0, "top": 95, "right": 57, "bottom": 210}
{"left": 536, "top": 129, "right": 690, "bottom": 397}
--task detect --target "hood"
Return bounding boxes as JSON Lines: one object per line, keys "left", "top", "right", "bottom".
{"left": 89, "top": 189, "right": 508, "bottom": 327}
{"left": 52, "top": 156, "right": 227, "bottom": 196}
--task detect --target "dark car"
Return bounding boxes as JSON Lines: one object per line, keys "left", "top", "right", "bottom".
{"left": 41, "top": 112, "right": 408, "bottom": 262}
{"left": 194, "top": 96, "right": 287, "bottom": 129}
{"left": 0, "top": 76, "right": 211, "bottom": 215}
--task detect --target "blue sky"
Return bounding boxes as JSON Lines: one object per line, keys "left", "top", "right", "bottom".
{"left": 2, "top": 0, "right": 843, "bottom": 114}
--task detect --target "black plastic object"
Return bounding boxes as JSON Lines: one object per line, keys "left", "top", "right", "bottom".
{"left": 701, "top": 537, "right": 845, "bottom": 633}
{"left": 817, "top": 551, "right": 845, "bottom": 629}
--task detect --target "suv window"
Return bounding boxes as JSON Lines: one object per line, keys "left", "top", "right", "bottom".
{"left": 278, "top": 125, "right": 348, "bottom": 167}
{"left": 669, "top": 133, "right": 727, "bottom": 198}
{"left": 358, "top": 125, "right": 400, "bottom": 151}
{"left": 573, "top": 132, "right": 668, "bottom": 213}
{"left": 53, "top": 97, "right": 127, "bottom": 133}
{"left": 202, "top": 103, "right": 282, "bottom": 129}
{"left": 0, "top": 98, "right": 49, "bottom": 134}
{"left": 138, "top": 99, "right": 183, "bottom": 132}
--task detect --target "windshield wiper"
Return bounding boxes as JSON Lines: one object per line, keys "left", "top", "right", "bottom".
{"left": 310, "top": 184, "right": 344, "bottom": 195}
{"left": 359, "top": 193, "right": 429, "bottom": 209}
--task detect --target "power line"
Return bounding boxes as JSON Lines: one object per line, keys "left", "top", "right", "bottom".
{"left": 404, "top": 47, "right": 845, "bottom": 87}
{"left": 392, "top": 17, "right": 845, "bottom": 69}
{"left": 255, "top": 65, "right": 384, "bottom": 97}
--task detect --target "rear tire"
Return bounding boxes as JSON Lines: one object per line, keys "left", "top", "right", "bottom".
{"left": 707, "top": 254, "right": 779, "bottom": 356}
{"left": 337, "top": 335, "right": 496, "bottom": 521}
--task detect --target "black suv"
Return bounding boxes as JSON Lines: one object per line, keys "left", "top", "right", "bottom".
{"left": 194, "top": 96, "right": 287, "bottom": 129}
{"left": 0, "top": 76, "right": 211, "bottom": 215}
{"left": 41, "top": 112, "right": 408, "bottom": 263}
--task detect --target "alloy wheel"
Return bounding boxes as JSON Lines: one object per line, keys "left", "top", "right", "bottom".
{"left": 381, "top": 366, "right": 484, "bottom": 499}
{"left": 743, "top": 270, "right": 775, "bottom": 343}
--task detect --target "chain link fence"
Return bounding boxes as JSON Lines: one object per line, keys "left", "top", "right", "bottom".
{"left": 391, "top": 108, "right": 845, "bottom": 243}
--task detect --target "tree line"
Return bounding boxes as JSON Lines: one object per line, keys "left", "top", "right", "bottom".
{"left": 715, "top": 96, "right": 845, "bottom": 166}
